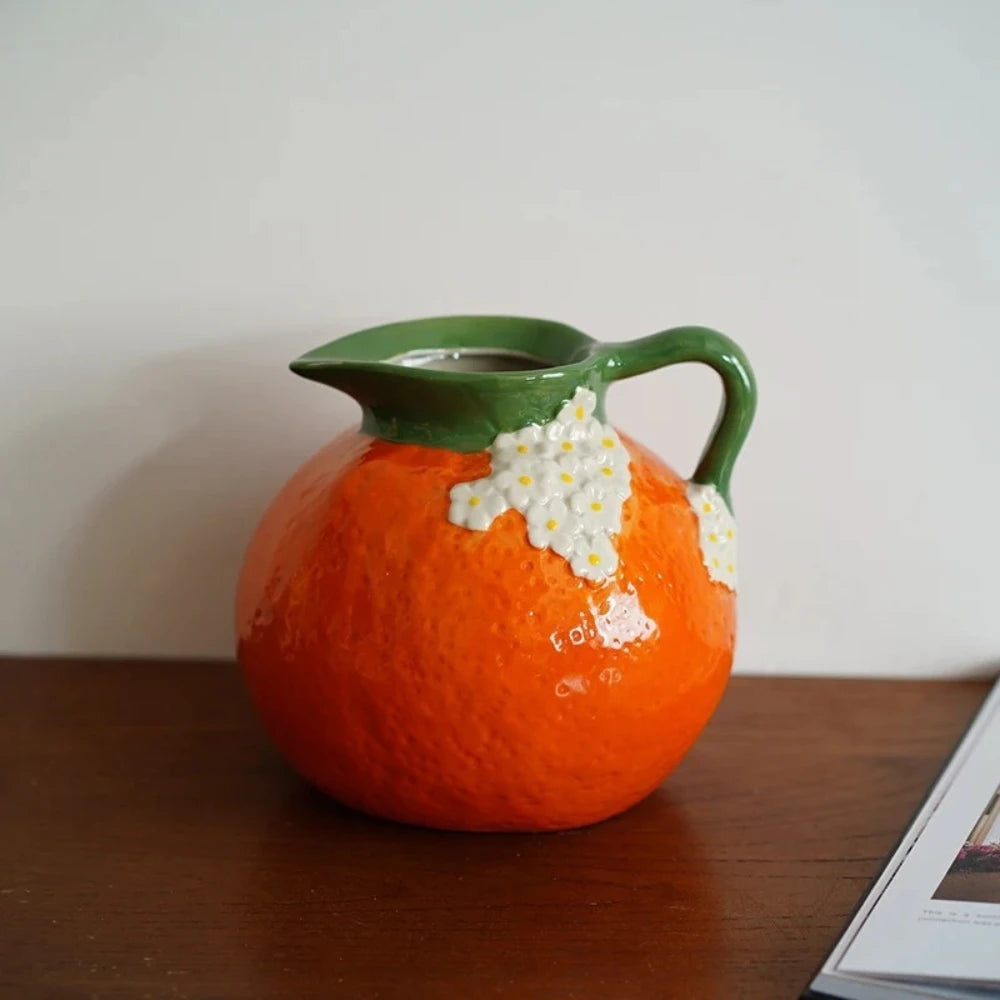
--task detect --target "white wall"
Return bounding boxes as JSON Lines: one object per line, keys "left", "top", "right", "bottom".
{"left": 2, "top": 0, "right": 999, "bottom": 675}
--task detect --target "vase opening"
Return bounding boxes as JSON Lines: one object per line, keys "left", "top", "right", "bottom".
{"left": 387, "top": 347, "right": 555, "bottom": 373}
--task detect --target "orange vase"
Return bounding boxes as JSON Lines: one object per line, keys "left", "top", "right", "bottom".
{"left": 236, "top": 317, "right": 756, "bottom": 832}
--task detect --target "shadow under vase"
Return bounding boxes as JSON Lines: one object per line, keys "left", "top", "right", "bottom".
{"left": 235, "top": 783, "right": 725, "bottom": 1000}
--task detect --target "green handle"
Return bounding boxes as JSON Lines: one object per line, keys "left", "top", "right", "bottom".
{"left": 597, "top": 326, "right": 756, "bottom": 508}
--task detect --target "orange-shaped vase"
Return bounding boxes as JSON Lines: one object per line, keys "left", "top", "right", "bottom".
{"left": 236, "top": 317, "right": 756, "bottom": 831}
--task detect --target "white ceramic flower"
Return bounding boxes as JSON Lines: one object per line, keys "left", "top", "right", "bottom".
{"left": 554, "top": 415, "right": 597, "bottom": 446}
{"left": 556, "top": 387, "right": 597, "bottom": 425}
{"left": 494, "top": 459, "right": 554, "bottom": 511}
{"left": 548, "top": 454, "right": 584, "bottom": 496}
{"left": 685, "top": 482, "right": 738, "bottom": 590}
{"left": 596, "top": 425, "right": 621, "bottom": 450}
{"left": 490, "top": 424, "right": 544, "bottom": 467}
{"left": 555, "top": 397, "right": 603, "bottom": 447}
{"left": 531, "top": 458, "right": 567, "bottom": 502}
{"left": 575, "top": 416, "right": 606, "bottom": 444}
{"left": 595, "top": 431, "right": 630, "bottom": 469}
{"left": 448, "top": 479, "right": 508, "bottom": 531}
{"left": 538, "top": 419, "right": 578, "bottom": 459}
{"left": 569, "top": 483, "right": 623, "bottom": 534}
{"left": 587, "top": 459, "right": 631, "bottom": 499}
{"left": 445, "top": 384, "right": 635, "bottom": 581}
{"left": 570, "top": 533, "right": 619, "bottom": 582}
{"left": 525, "top": 498, "right": 580, "bottom": 557}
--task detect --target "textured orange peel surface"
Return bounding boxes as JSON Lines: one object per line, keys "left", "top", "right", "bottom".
{"left": 236, "top": 430, "right": 735, "bottom": 831}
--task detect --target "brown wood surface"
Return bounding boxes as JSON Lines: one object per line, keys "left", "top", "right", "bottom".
{"left": 0, "top": 659, "right": 991, "bottom": 1000}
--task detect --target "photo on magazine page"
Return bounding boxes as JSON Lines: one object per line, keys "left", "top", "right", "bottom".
{"left": 933, "top": 782, "right": 1000, "bottom": 906}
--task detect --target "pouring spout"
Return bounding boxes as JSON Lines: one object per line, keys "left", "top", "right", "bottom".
{"left": 289, "top": 316, "right": 605, "bottom": 452}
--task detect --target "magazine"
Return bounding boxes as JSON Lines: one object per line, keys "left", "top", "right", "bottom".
{"left": 804, "top": 676, "right": 1000, "bottom": 1000}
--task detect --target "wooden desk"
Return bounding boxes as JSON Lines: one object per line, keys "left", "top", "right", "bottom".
{"left": 0, "top": 659, "right": 989, "bottom": 1000}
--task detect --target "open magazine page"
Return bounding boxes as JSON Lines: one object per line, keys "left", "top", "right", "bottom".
{"left": 834, "top": 682, "right": 1000, "bottom": 987}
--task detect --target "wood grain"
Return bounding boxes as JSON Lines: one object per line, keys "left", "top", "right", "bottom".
{"left": 0, "top": 659, "right": 990, "bottom": 1000}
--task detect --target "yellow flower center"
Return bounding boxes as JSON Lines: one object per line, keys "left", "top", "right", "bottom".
{"left": 516, "top": 444, "right": 529, "bottom": 454}
{"left": 518, "top": 475, "right": 532, "bottom": 486}
{"left": 468, "top": 496, "right": 481, "bottom": 507}
{"left": 601, "top": 438, "right": 614, "bottom": 448}
{"left": 575, "top": 406, "right": 585, "bottom": 420}
{"left": 561, "top": 441, "right": 574, "bottom": 452}
{"left": 702, "top": 502, "right": 713, "bottom": 513}
{"left": 712, "top": 557, "right": 720, "bottom": 568}
{"left": 560, "top": 472, "right": 573, "bottom": 484}
{"left": 727, "top": 529, "right": 734, "bottom": 539}
{"left": 590, "top": 502, "right": 602, "bottom": 512}
{"left": 601, "top": 467, "right": 613, "bottom": 477}
{"left": 546, "top": 518, "right": 558, "bottom": 531}
{"left": 588, "top": 553, "right": 601, "bottom": 566}
{"left": 727, "top": 564, "right": 734, "bottom": 573}
{"left": 708, "top": 532, "right": 719, "bottom": 543}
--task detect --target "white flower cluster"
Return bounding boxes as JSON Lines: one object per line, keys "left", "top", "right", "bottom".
{"left": 448, "top": 387, "right": 632, "bottom": 581}
{"left": 685, "top": 482, "right": 738, "bottom": 591}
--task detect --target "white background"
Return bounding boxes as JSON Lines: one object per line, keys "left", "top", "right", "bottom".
{"left": 2, "top": 1, "right": 998, "bottom": 674}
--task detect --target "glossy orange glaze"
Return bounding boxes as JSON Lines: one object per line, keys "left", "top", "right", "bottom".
{"left": 236, "top": 430, "right": 735, "bottom": 831}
